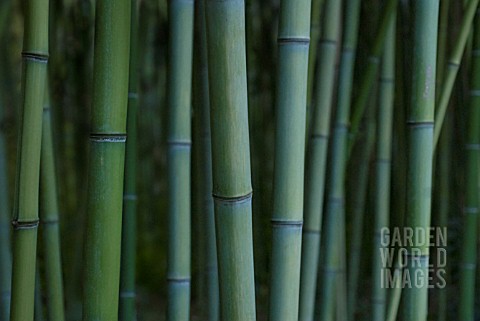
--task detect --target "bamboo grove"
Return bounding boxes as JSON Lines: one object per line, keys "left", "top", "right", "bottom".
{"left": 3, "top": 0, "right": 480, "bottom": 320}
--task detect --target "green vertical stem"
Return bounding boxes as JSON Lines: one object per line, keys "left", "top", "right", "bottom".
{"left": 436, "top": 0, "right": 450, "bottom": 86}
{"left": 298, "top": 0, "right": 341, "bottom": 319}
{"left": 40, "top": 86, "right": 65, "bottom": 321}
{"left": 316, "top": 0, "right": 361, "bottom": 320}
{"left": 433, "top": 0, "right": 479, "bottom": 149}
{"left": 9, "top": 0, "right": 49, "bottom": 319}
{"left": 348, "top": 0, "right": 398, "bottom": 153}
{"left": 269, "top": 0, "right": 311, "bottom": 319}
{"left": 306, "top": 0, "right": 324, "bottom": 107}
{"left": 82, "top": 0, "right": 131, "bottom": 319}
{"left": 371, "top": 13, "right": 395, "bottom": 321}
{"left": 0, "top": 73, "right": 11, "bottom": 321}
{"left": 205, "top": 0, "right": 257, "bottom": 319}
{"left": 166, "top": 0, "right": 194, "bottom": 320}
{"left": 347, "top": 100, "right": 376, "bottom": 320}
{"left": 193, "top": 0, "right": 219, "bottom": 319}
{"left": 432, "top": 111, "right": 451, "bottom": 321}
{"left": 119, "top": 0, "right": 138, "bottom": 319}
{"left": 458, "top": 11, "right": 480, "bottom": 321}
{"left": 402, "top": 1, "right": 439, "bottom": 321}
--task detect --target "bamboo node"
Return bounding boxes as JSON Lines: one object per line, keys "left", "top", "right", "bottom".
{"left": 12, "top": 219, "right": 39, "bottom": 230}
{"left": 21, "top": 52, "right": 49, "bottom": 63}
{"left": 90, "top": 134, "right": 127, "bottom": 143}
{"left": 212, "top": 191, "right": 252, "bottom": 203}
{"left": 271, "top": 219, "right": 303, "bottom": 228}
{"left": 277, "top": 37, "right": 310, "bottom": 44}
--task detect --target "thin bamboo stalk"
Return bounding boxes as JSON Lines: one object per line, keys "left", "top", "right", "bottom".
{"left": 371, "top": 13, "right": 395, "bottom": 321}
{"left": 347, "top": 0, "right": 398, "bottom": 152}
{"left": 9, "top": 0, "right": 49, "bottom": 319}
{"left": 0, "top": 5, "right": 12, "bottom": 321}
{"left": 205, "top": 0, "right": 257, "bottom": 319}
{"left": 433, "top": 0, "right": 479, "bottom": 149}
{"left": 269, "top": 0, "right": 312, "bottom": 319}
{"left": 192, "top": 0, "right": 218, "bottom": 319}
{"left": 458, "top": 10, "right": 480, "bottom": 320}
{"left": 82, "top": 0, "right": 131, "bottom": 319}
{"left": 306, "top": 0, "right": 325, "bottom": 107}
{"left": 166, "top": 0, "right": 194, "bottom": 319}
{"left": 298, "top": 0, "right": 341, "bottom": 319}
{"left": 118, "top": 0, "right": 138, "bottom": 320}
{"left": 402, "top": 1, "right": 439, "bottom": 320}
{"left": 0, "top": 86, "right": 11, "bottom": 321}
{"left": 316, "top": 0, "right": 362, "bottom": 320}
{"left": 386, "top": 255, "right": 403, "bottom": 321}
{"left": 346, "top": 98, "right": 375, "bottom": 321}
{"left": 40, "top": 86, "right": 65, "bottom": 321}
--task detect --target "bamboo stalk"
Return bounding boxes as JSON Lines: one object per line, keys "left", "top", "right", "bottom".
{"left": 458, "top": 10, "right": 480, "bottom": 320}
{"left": 346, "top": 90, "right": 378, "bottom": 321}
{"left": 0, "top": 83, "right": 11, "bottom": 321}
{"left": 316, "top": 0, "right": 362, "bottom": 320}
{"left": 371, "top": 13, "right": 395, "bottom": 321}
{"left": 298, "top": 0, "right": 341, "bottom": 319}
{"left": 347, "top": 0, "right": 398, "bottom": 152}
{"left": 40, "top": 86, "right": 65, "bottom": 321}
{"left": 402, "top": 1, "right": 439, "bottom": 320}
{"left": 192, "top": 0, "right": 218, "bottom": 319}
{"left": 82, "top": 0, "right": 131, "bottom": 319}
{"left": 166, "top": 0, "right": 194, "bottom": 319}
{"left": 306, "top": 0, "right": 325, "bottom": 108}
{"left": 269, "top": 0, "right": 312, "bottom": 319}
{"left": 205, "top": 0, "right": 257, "bottom": 319}
{"left": 119, "top": 0, "right": 139, "bottom": 319}
{"left": 433, "top": 0, "right": 479, "bottom": 149}
{"left": 9, "top": 0, "right": 49, "bottom": 318}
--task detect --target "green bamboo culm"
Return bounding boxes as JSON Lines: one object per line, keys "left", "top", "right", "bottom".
{"left": 306, "top": 0, "right": 324, "bottom": 108}
{"left": 166, "top": 0, "right": 194, "bottom": 319}
{"left": 8, "top": 0, "right": 49, "bottom": 319}
{"left": 269, "top": 0, "right": 311, "bottom": 319}
{"left": 205, "top": 0, "right": 257, "bottom": 319}
{"left": 119, "top": 0, "right": 139, "bottom": 319}
{"left": 298, "top": 0, "right": 341, "bottom": 319}
{"left": 371, "top": 13, "right": 395, "bottom": 321}
{"left": 315, "top": 0, "right": 361, "bottom": 320}
{"left": 346, "top": 97, "right": 376, "bottom": 320}
{"left": 458, "top": 11, "right": 480, "bottom": 321}
{"left": 347, "top": 0, "right": 398, "bottom": 153}
{"left": 402, "top": 1, "right": 439, "bottom": 321}
{"left": 433, "top": 0, "right": 479, "bottom": 149}
{"left": 193, "top": 0, "right": 219, "bottom": 319}
{"left": 82, "top": 0, "right": 131, "bottom": 319}
{"left": 0, "top": 83, "right": 11, "bottom": 321}
{"left": 40, "top": 86, "right": 65, "bottom": 321}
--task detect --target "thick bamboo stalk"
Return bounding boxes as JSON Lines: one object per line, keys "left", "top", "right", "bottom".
{"left": 269, "top": 0, "right": 312, "bottom": 319}
{"left": 371, "top": 14, "right": 395, "bottom": 321}
{"left": 433, "top": 0, "right": 479, "bottom": 149}
{"left": 166, "top": 0, "right": 194, "bottom": 319}
{"left": 119, "top": 0, "right": 138, "bottom": 319}
{"left": 193, "top": 0, "right": 219, "bottom": 319}
{"left": 348, "top": 0, "right": 398, "bottom": 152}
{"left": 9, "top": 0, "right": 49, "bottom": 319}
{"left": 458, "top": 10, "right": 480, "bottom": 321}
{"left": 298, "top": 0, "right": 341, "bottom": 319}
{"left": 82, "top": 0, "right": 131, "bottom": 319}
{"left": 402, "top": 1, "right": 439, "bottom": 320}
{"left": 205, "top": 0, "right": 257, "bottom": 319}
{"left": 40, "top": 87, "right": 65, "bottom": 321}
{"left": 316, "top": 0, "right": 362, "bottom": 320}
